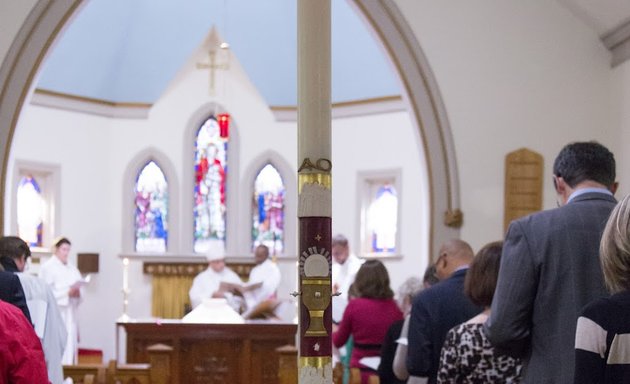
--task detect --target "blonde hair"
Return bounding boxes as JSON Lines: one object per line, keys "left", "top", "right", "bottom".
{"left": 600, "top": 194, "right": 630, "bottom": 293}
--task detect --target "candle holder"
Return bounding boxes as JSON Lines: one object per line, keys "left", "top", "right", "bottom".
{"left": 118, "top": 258, "right": 131, "bottom": 322}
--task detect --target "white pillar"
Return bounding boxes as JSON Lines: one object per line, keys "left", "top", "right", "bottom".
{"left": 297, "top": 0, "right": 332, "bottom": 383}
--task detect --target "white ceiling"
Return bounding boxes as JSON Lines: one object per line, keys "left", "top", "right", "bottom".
{"left": 556, "top": 0, "right": 630, "bottom": 36}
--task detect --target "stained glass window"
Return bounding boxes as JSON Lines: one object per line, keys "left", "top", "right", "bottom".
{"left": 252, "top": 164, "right": 285, "bottom": 254}
{"left": 194, "top": 115, "right": 228, "bottom": 253}
{"left": 367, "top": 183, "right": 398, "bottom": 253}
{"left": 17, "top": 176, "right": 44, "bottom": 247}
{"left": 135, "top": 161, "right": 168, "bottom": 252}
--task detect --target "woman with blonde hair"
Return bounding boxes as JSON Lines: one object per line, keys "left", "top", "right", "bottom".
{"left": 574, "top": 194, "right": 630, "bottom": 383}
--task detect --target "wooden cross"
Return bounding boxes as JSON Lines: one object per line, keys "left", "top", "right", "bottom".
{"left": 196, "top": 28, "right": 230, "bottom": 94}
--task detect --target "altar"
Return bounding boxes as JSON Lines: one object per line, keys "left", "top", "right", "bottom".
{"left": 118, "top": 320, "right": 297, "bottom": 384}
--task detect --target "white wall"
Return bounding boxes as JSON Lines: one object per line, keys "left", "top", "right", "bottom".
{"left": 611, "top": 59, "right": 630, "bottom": 199}
{"left": 8, "top": 38, "right": 427, "bottom": 361}
{"left": 394, "top": 0, "right": 619, "bottom": 250}
{"left": 0, "top": 1, "right": 37, "bottom": 62}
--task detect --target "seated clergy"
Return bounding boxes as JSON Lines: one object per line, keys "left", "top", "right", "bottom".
{"left": 189, "top": 252, "right": 244, "bottom": 313}
{"left": 243, "top": 245, "right": 281, "bottom": 312}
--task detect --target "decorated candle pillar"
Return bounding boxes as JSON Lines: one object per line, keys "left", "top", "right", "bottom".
{"left": 297, "top": 0, "right": 333, "bottom": 383}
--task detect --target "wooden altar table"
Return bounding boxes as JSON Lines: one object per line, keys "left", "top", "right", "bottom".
{"left": 118, "top": 320, "right": 297, "bottom": 384}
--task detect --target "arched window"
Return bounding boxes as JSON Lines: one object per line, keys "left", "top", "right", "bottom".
{"left": 252, "top": 164, "right": 285, "bottom": 254}
{"left": 194, "top": 115, "right": 229, "bottom": 253}
{"left": 367, "top": 183, "right": 398, "bottom": 253}
{"left": 135, "top": 161, "right": 169, "bottom": 252}
{"left": 17, "top": 176, "right": 45, "bottom": 247}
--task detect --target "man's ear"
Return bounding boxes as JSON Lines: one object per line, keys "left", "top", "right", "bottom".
{"left": 611, "top": 181, "right": 619, "bottom": 195}
{"left": 553, "top": 175, "right": 567, "bottom": 195}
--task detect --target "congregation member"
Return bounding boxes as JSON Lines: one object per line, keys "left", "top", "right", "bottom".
{"left": 331, "top": 234, "right": 363, "bottom": 322}
{"left": 574, "top": 194, "right": 630, "bottom": 383}
{"left": 39, "top": 237, "right": 82, "bottom": 365}
{"left": 485, "top": 141, "right": 617, "bottom": 383}
{"left": 0, "top": 299, "right": 49, "bottom": 383}
{"left": 333, "top": 260, "right": 403, "bottom": 384}
{"left": 0, "top": 264, "right": 31, "bottom": 323}
{"left": 189, "top": 252, "right": 243, "bottom": 311}
{"left": 406, "top": 239, "right": 482, "bottom": 383}
{"left": 392, "top": 265, "right": 439, "bottom": 383}
{"left": 378, "top": 276, "right": 424, "bottom": 384}
{"left": 437, "top": 241, "right": 522, "bottom": 383}
{"left": 243, "top": 244, "right": 281, "bottom": 313}
{"left": 0, "top": 236, "right": 67, "bottom": 384}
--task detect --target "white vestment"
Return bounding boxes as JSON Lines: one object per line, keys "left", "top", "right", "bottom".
{"left": 243, "top": 259, "right": 281, "bottom": 310}
{"left": 189, "top": 266, "right": 243, "bottom": 310}
{"left": 331, "top": 253, "right": 363, "bottom": 322}
{"left": 39, "top": 256, "right": 82, "bottom": 365}
{"left": 17, "top": 272, "right": 67, "bottom": 384}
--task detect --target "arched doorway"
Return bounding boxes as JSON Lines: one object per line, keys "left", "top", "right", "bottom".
{"left": 0, "top": 0, "right": 461, "bottom": 258}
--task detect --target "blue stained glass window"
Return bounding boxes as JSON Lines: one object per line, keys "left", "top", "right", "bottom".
{"left": 194, "top": 116, "right": 228, "bottom": 253}
{"left": 17, "top": 176, "right": 44, "bottom": 247}
{"left": 368, "top": 184, "right": 398, "bottom": 253}
{"left": 252, "top": 164, "right": 285, "bottom": 254}
{"left": 135, "top": 161, "right": 168, "bottom": 252}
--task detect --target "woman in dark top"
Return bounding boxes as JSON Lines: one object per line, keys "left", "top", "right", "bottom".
{"left": 437, "top": 241, "right": 522, "bottom": 383}
{"left": 575, "top": 194, "right": 630, "bottom": 383}
{"left": 333, "top": 260, "right": 403, "bottom": 384}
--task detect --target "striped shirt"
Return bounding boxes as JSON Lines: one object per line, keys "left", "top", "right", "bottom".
{"left": 574, "top": 290, "right": 630, "bottom": 383}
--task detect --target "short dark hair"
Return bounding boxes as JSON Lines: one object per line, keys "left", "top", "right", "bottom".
{"left": 553, "top": 141, "right": 615, "bottom": 188}
{"left": 464, "top": 241, "right": 503, "bottom": 307}
{"left": 0, "top": 236, "right": 31, "bottom": 260}
{"left": 54, "top": 237, "right": 71, "bottom": 248}
{"left": 353, "top": 259, "right": 394, "bottom": 299}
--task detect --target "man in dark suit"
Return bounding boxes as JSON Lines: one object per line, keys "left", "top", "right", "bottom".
{"left": 0, "top": 267, "right": 31, "bottom": 323}
{"left": 406, "top": 239, "right": 483, "bottom": 383}
{"left": 485, "top": 141, "right": 617, "bottom": 384}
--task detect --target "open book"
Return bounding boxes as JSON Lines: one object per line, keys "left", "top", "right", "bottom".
{"left": 219, "top": 281, "right": 263, "bottom": 295}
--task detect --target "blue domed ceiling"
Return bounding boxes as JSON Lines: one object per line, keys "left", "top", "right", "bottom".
{"left": 36, "top": 0, "right": 401, "bottom": 106}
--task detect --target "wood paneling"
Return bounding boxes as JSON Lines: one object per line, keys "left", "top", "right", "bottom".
{"left": 504, "top": 148, "right": 543, "bottom": 232}
{"left": 119, "top": 321, "right": 297, "bottom": 384}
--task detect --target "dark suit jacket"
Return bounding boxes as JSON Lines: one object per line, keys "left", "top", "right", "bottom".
{"left": 485, "top": 191, "right": 616, "bottom": 384}
{"left": 0, "top": 270, "right": 31, "bottom": 323}
{"left": 406, "top": 268, "right": 483, "bottom": 383}
{"left": 378, "top": 319, "right": 406, "bottom": 384}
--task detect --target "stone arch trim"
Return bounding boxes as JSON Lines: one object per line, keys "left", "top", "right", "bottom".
{"left": 352, "top": 0, "right": 462, "bottom": 256}
{"left": 0, "top": 0, "right": 461, "bottom": 258}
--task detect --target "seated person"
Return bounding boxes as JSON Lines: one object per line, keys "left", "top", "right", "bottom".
{"left": 189, "top": 252, "right": 244, "bottom": 313}
{"left": 242, "top": 244, "right": 281, "bottom": 316}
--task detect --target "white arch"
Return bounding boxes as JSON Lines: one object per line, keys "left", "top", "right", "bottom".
{"left": 0, "top": 0, "right": 461, "bottom": 259}
{"left": 239, "top": 150, "right": 297, "bottom": 257}
{"left": 121, "top": 147, "right": 179, "bottom": 254}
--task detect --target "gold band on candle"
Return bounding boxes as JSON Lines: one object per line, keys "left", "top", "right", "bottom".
{"left": 302, "top": 279, "right": 330, "bottom": 285}
{"left": 299, "top": 356, "right": 332, "bottom": 369}
{"left": 298, "top": 173, "right": 332, "bottom": 194}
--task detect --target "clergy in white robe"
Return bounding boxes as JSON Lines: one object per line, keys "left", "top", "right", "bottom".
{"left": 39, "top": 237, "right": 82, "bottom": 366}
{"left": 189, "top": 253, "right": 244, "bottom": 311}
{"left": 243, "top": 244, "right": 281, "bottom": 311}
{"left": 331, "top": 234, "right": 363, "bottom": 322}
{"left": 0, "top": 236, "right": 67, "bottom": 384}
